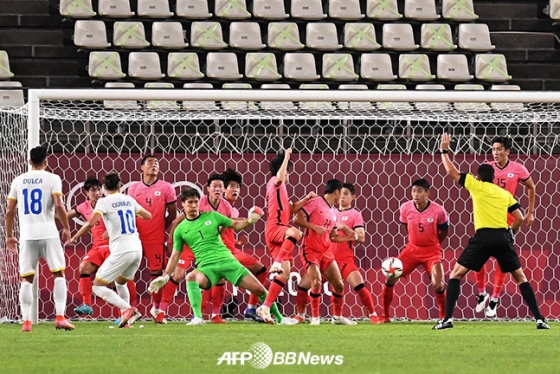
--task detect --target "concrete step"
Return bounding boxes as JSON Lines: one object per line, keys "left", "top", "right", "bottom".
{"left": 475, "top": 3, "right": 542, "bottom": 20}
{"left": 2, "top": 1, "right": 50, "bottom": 15}
{"left": 11, "top": 59, "right": 82, "bottom": 76}
{"left": 0, "top": 29, "right": 64, "bottom": 45}
{"left": 491, "top": 32, "right": 556, "bottom": 49}
{"left": 507, "top": 62, "right": 559, "bottom": 79}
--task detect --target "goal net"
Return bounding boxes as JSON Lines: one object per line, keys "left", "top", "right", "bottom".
{"left": 2, "top": 89, "right": 560, "bottom": 322}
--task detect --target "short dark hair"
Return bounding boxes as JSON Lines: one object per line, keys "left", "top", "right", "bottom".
{"left": 491, "top": 136, "right": 512, "bottom": 150}
{"left": 222, "top": 168, "right": 242, "bottom": 187}
{"left": 141, "top": 155, "right": 157, "bottom": 165}
{"left": 29, "top": 146, "right": 48, "bottom": 166}
{"left": 103, "top": 172, "right": 121, "bottom": 191}
{"left": 270, "top": 152, "right": 291, "bottom": 177}
{"left": 412, "top": 178, "right": 430, "bottom": 191}
{"left": 342, "top": 183, "right": 356, "bottom": 195}
{"left": 181, "top": 188, "right": 200, "bottom": 202}
{"left": 207, "top": 173, "right": 224, "bottom": 187}
{"left": 84, "top": 177, "right": 102, "bottom": 191}
{"left": 477, "top": 164, "right": 495, "bottom": 183}
{"left": 325, "top": 179, "right": 343, "bottom": 194}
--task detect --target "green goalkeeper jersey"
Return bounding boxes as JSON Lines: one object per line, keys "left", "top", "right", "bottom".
{"left": 173, "top": 211, "right": 235, "bottom": 266}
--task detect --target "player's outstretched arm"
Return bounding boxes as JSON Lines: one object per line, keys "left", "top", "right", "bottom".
{"left": 67, "top": 212, "right": 101, "bottom": 245}
{"left": 290, "top": 191, "right": 317, "bottom": 214}
{"left": 230, "top": 207, "right": 264, "bottom": 231}
{"left": 5, "top": 199, "right": 18, "bottom": 252}
{"left": 136, "top": 207, "right": 152, "bottom": 220}
{"left": 274, "top": 148, "right": 292, "bottom": 187}
{"left": 439, "top": 133, "right": 461, "bottom": 182}
{"left": 294, "top": 209, "right": 325, "bottom": 235}
{"left": 330, "top": 222, "right": 356, "bottom": 243}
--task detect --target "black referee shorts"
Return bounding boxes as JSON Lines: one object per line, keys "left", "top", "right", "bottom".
{"left": 457, "top": 228, "right": 522, "bottom": 273}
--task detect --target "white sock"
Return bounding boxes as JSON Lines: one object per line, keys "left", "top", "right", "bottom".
{"left": 19, "top": 282, "right": 33, "bottom": 322}
{"left": 298, "top": 312, "right": 306, "bottom": 318}
{"left": 115, "top": 283, "right": 130, "bottom": 307}
{"left": 93, "top": 286, "right": 130, "bottom": 310}
{"left": 53, "top": 277, "right": 67, "bottom": 317}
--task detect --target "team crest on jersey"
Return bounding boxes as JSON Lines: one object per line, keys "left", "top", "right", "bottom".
{"left": 342, "top": 216, "right": 349, "bottom": 221}
{"left": 507, "top": 173, "right": 514, "bottom": 178}
{"left": 154, "top": 191, "right": 161, "bottom": 196}
{"left": 205, "top": 220, "right": 212, "bottom": 225}
{"left": 427, "top": 218, "right": 434, "bottom": 222}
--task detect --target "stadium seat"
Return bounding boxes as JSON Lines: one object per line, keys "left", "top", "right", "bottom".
{"left": 268, "top": 23, "right": 304, "bottom": 50}
{"left": 167, "top": 52, "right": 204, "bottom": 80}
{"left": 144, "top": 82, "right": 180, "bottom": 110}
{"left": 98, "top": 0, "right": 134, "bottom": 18}
{"left": 323, "top": 54, "right": 359, "bottom": 81}
{"left": 290, "top": 0, "right": 327, "bottom": 20}
{"left": 206, "top": 52, "right": 243, "bottom": 80}
{"left": 260, "top": 84, "right": 296, "bottom": 110}
{"left": 215, "top": 0, "right": 251, "bottom": 19}
{"left": 436, "top": 54, "right": 473, "bottom": 81}
{"left": 344, "top": 23, "right": 381, "bottom": 51}
{"left": 0, "top": 81, "right": 24, "bottom": 108}
{"left": 245, "top": 53, "right": 282, "bottom": 81}
{"left": 128, "top": 52, "right": 165, "bottom": 80}
{"left": 113, "top": 22, "right": 150, "bottom": 49}
{"left": 88, "top": 51, "right": 125, "bottom": 79}
{"left": 552, "top": 0, "right": 560, "bottom": 20}
{"left": 420, "top": 24, "right": 456, "bottom": 51}
{"left": 398, "top": 54, "right": 435, "bottom": 81}
{"left": 475, "top": 54, "right": 511, "bottom": 82}
{"left": 74, "top": 21, "right": 111, "bottom": 49}
{"left": 329, "top": 0, "right": 364, "bottom": 20}
{"left": 414, "top": 83, "right": 450, "bottom": 111}
{"left": 190, "top": 22, "right": 227, "bottom": 50}
{"left": 442, "top": 0, "right": 478, "bottom": 21}
{"left": 376, "top": 84, "right": 413, "bottom": 111}
{"left": 252, "top": 0, "right": 289, "bottom": 19}
{"left": 176, "top": 0, "right": 212, "bottom": 19}
{"left": 366, "top": 0, "right": 402, "bottom": 20}
{"left": 360, "top": 53, "right": 397, "bottom": 81}
{"left": 299, "top": 84, "right": 334, "bottom": 111}
{"left": 283, "top": 53, "right": 320, "bottom": 81}
{"left": 104, "top": 82, "right": 140, "bottom": 110}
{"left": 306, "top": 23, "right": 342, "bottom": 51}
{"left": 458, "top": 24, "right": 495, "bottom": 52}
{"left": 454, "top": 84, "right": 490, "bottom": 111}
{"left": 490, "top": 84, "right": 524, "bottom": 111}
{"left": 382, "top": 23, "right": 419, "bottom": 51}
{"left": 404, "top": 0, "right": 440, "bottom": 20}
{"left": 60, "top": 0, "right": 96, "bottom": 18}
{"left": 137, "top": 0, "right": 174, "bottom": 18}
{"left": 222, "top": 83, "right": 257, "bottom": 110}
{"left": 337, "top": 84, "right": 373, "bottom": 110}
{"left": 182, "top": 83, "right": 218, "bottom": 110}
{"left": 152, "top": 22, "right": 188, "bottom": 49}
{"left": 229, "top": 22, "right": 266, "bottom": 50}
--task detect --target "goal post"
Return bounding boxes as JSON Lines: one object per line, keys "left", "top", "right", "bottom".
{"left": 2, "top": 88, "right": 559, "bottom": 323}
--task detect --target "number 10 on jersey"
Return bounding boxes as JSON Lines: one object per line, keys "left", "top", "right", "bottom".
{"left": 118, "top": 209, "right": 136, "bottom": 234}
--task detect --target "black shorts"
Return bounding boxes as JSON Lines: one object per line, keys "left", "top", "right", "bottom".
{"left": 457, "top": 228, "right": 521, "bottom": 273}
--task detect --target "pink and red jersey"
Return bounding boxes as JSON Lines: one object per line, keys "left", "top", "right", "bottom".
{"left": 488, "top": 160, "right": 530, "bottom": 226}
{"left": 128, "top": 179, "right": 176, "bottom": 244}
{"left": 301, "top": 197, "right": 338, "bottom": 252}
{"left": 266, "top": 177, "right": 291, "bottom": 227}
{"left": 200, "top": 195, "right": 236, "bottom": 251}
{"left": 75, "top": 200, "right": 109, "bottom": 249}
{"left": 330, "top": 207, "right": 364, "bottom": 263}
{"left": 399, "top": 200, "right": 448, "bottom": 249}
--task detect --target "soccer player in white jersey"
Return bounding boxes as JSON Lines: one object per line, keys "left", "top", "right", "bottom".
{"left": 6, "top": 146, "right": 74, "bottom": 332}
{"left": 68, "top": 172, "right": 152, "bottom": 328}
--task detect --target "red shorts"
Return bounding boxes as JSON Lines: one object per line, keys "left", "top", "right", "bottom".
{"left": 177, "top": 245, "right": 195, "bottom": 270}
{"left": 398, "top": 243, "right": 442, "bottom": 277}
{"left": 337, "top": 260, "right": 359, "bottom": 280}
{"left": 142, "top": 242, "right": 168, "bottom": 272}
{"left": 83, "top": 245, "right": 110, "bottom": 267}
{"left": 301, "top": 246, "right": 335, "bottom": 273}
{"left": 233, "top": 250, "right": 260, "bottom": 269}
{"left": 266, "top": 225, "right": 292, "bottom": 261}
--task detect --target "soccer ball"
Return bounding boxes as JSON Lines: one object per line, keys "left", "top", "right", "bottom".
{"left": 381, "top": 257, "right": 403, "bottom": 279}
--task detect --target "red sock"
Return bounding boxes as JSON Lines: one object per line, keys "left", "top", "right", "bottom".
{"left": 475, "top": 265, "right": 486, "bottom": 295}
{"left": 309, "top": 291, "right": 321, "bottom": 318}
{"left": 212, "top": 283, "right": 225, "bottom": 316}
{"left": 249, "top": 269, "right": 268, "bottom": 307}
{"left": 296, "top": 286, "right": 309, "bottom": 314}
{"left": 492, "top": 269, "right": 507, "bottom": 299}
{"left": 435, "top": 290, "right": 446, "bottom": 319}
{"left": 150, "top": 275, "right": 162, "bottom": 309}
{"left": 331, "top": 292, "right": 343, "bottom": 317}
{"left": 127, "top": 280, "right": 137, "bottom": 307}
{"left": 277, "top": 237, "right": 296, "bottom": 260}
{"left": 382, "top": 283, "right": 394, "bottom": 317}
{"left": 355, "top": 284, "right": 375, "bottom": 315}
{"left": 79, "top": 274, "right": 92, "bottom": 305}
{"left": 264, "top": 277, "right": 285, "bottom": 308}
{"left": 161, "top": 279, "right": 179, "bottom": 313}
{"left": 202, "top": 288, "right": 211, "bottom": 313}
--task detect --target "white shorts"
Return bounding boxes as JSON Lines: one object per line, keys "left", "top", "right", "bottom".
{"left": 20, "top": 238, "right": 65, "bottom": 277}
{"left": 96, "top": 251, "right": 142, "bottom": 283}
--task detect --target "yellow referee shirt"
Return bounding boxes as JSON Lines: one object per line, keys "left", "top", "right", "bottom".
{"left": 459, "top": 173, "right": 521, "bottom": 231}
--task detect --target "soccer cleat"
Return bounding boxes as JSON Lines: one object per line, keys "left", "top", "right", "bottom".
{"left": 485, "top": 299, "right": 499, "bottom": 318}
{"left": 21, "top": 320, "right": 32, "bottom": 332}
{"left": 154, "top": 312, "right": 167, "bottom": 324}
{"left": 310, "top": 317, "right": 321, "bottom": 326}
{"left": 279, "top": 317, "right": 299, "bottom": 325}
{"left": 74, "top": 304, "right": 94, "bottom": 316}
{"left": 113, "top": 317, "right": 122, "bottom": 325}
{"left": 150, "top": 306, "right": 160, "bottom": 321}
{"left": 119, "top": 307, "right": 141, "bottom": 328}
{"left": 243, "top": 307, "right": 259, "bottom": 321}
{"left": 371, "top": 315, "right": 390, "bottom": 324}
{"left": 187, "top": 317, "right": 206, "bottom": 326}
{"left": 432, "top": 319, "right": 453, "bottom": 330}
{"left": 292, "top": 315, "right": 306, "bottom": 324}
{"left": 332, "top": 316, "right": 357, "bottom": 326}
{"left": 475, "top": 293, "right": 489, "bottom": 313}
{"left": 256, "top": 306, "right": 274, "bottom": 324}
{"left": 536, "top": 319, "right": 550, "bottom": 330}
{"left": 55, "top": 318, "right": 76, "bottom": 331}
{"left": 210, "top": 315, "right": 226, "bottom": 324}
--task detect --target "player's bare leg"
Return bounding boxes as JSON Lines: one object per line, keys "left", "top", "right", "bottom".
{"left": 306, "top": 263, "right": 323, "bottom": 325}
{"left": 430, "top": 262, "right": 446, "bottom": 320}
{"left": 345, "top": 270, "right": 379, "bottom": 323}
{"left": 323, "top": 262, "right": 356, "bottom": 326}
{"left": 75, "top": 261, "right": 98, "bottom": 317}
{"left": 149, "top": 269, "right": 165, "bottom": 322}
{"left": 244, "top": 262, "right": 267, "bottom": 321}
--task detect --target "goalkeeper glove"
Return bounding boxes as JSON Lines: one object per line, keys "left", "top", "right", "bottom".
{"left": 268, "top": 261, "right": 284, "bottom": 279}
{"left": 148, "top": 274, "right": 170, "bottom": 293}
{"left": 248, "top": 206, "right": 264, "bottom": 224}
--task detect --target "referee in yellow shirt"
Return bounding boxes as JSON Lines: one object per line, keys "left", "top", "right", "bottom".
{"left": 433, "top": 133, "right": 549, "bottom": 330}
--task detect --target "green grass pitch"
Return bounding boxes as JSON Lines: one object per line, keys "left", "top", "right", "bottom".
{"left": 1, "top": 321, "right": 558, "bottom": 374}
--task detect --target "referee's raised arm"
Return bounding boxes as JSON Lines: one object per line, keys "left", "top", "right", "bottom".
{"left": 438, "top": 133, "right": 461, "bottom": 183}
